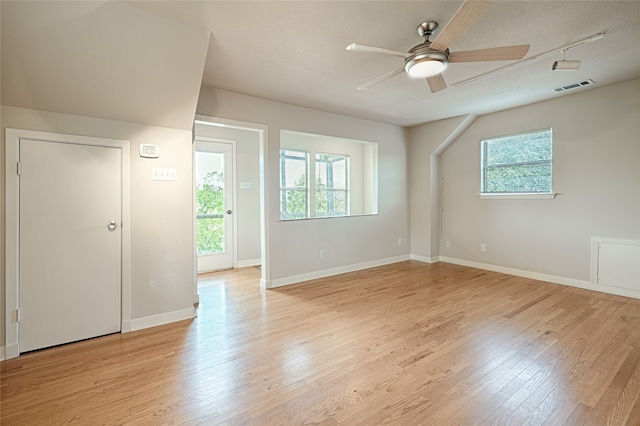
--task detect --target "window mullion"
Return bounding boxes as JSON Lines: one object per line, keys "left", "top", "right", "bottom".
{"left": 308, "top": 152, "right": 316, "bottom": 218}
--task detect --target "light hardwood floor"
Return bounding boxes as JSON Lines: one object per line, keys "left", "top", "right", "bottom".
{"left": 2, "top": 261, "right": 640, "bottom": 425}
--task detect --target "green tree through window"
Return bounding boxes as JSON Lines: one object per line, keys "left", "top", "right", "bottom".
{"left": 316, "top": 153, "right": 348, "bottom": 217}
{"left": 280, "top": 150, "right": 308, "bottom": 220}
{"left": 196, "top": 171, "right": 224, "bottom": 254}
{"left": 481, "top": 129, "right": 552, "bottom": 194}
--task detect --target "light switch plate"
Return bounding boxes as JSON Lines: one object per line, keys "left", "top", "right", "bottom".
{"left": 152, "top": 168, "right": 177, "bottom": 181}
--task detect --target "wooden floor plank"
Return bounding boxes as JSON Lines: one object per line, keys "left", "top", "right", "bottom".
{"left": 2, "top": 261, "right": 640, "bottom": 425}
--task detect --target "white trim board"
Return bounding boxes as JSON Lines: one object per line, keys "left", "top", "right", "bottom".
{"left": 4, "top": 128, "right": 132, "bottom": 359}
{"left": 410, "top": 254, "right": 438, "bottom": 264}
{"left": 130, "top": 307, "right": 195, "bottom": 332}
{"left": 269, "top": 255, "right": 411, "bottom": 288}
{"left": 435, "top": 256, "right": 640, "bottom": 300}
{"left": 237, "top": 258, "right": 262, "bottom": 268}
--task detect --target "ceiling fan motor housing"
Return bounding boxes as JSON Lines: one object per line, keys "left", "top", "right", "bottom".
{"left": 404, "top": 43, "right": 450, "bottom": 78}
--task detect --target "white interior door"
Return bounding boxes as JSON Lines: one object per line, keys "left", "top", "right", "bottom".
{"left": 19, "top": 139, "right": 122, "bottom": 353}
{"left": 195, "top": 140, "right": 234, "bottom": 272}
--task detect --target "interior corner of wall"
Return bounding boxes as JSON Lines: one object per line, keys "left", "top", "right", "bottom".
{"left": 432, "top": 114, "right": 478, "bottom": 157}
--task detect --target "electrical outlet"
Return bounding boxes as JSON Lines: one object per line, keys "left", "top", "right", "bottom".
{"left": 397, "top": 238, "right": 402, "bottom": 246}
{"left": 446, "top": 241, "right": 451, "bottom": 248}
{"left": 319, "top": 249, "right": 325, "bottom": 259}
{"left": 480, "top": 243, "right": 486, "bottom": 252}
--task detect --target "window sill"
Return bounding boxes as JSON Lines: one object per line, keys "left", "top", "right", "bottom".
{"left": 279, "top": 213, "right": 379, "bottom": 222}
{"left": 478, "top": 193, "right": 558, "bottom": 200}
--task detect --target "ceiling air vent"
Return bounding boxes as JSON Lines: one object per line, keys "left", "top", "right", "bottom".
{"left": 553, "top": 79, "right": 595, "bottom": 93}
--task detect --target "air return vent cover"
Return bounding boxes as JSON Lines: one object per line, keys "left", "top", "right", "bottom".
{"left": 553, "top": 79, "right": 595, "bottom": 92}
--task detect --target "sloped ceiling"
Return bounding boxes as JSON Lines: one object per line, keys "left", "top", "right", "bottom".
{"left": 1, "top": 1, "right": 210, "bottom": 130}
{"left": 127, "top": 0, "right": 640, "bottom": 127}
{"left": 2, "top": 1, "right": 639, "bottom": 129}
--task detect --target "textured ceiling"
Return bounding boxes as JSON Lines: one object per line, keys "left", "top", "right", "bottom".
{"left": 127, "top": 1, "right": 640, "bottom": 127}
{"left": 3, "top": 1, "right": 640, "bottom": 128}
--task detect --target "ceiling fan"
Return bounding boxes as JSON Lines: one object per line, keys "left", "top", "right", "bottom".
{"left": 346, "top": 0, "right": 530, "bottom": 93}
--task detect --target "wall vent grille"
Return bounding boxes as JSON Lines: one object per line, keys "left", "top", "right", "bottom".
{"left": 553, "top": 79, "right": 595, "bottom": 93}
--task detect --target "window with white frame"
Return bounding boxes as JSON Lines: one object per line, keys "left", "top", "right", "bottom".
{"left": 481, "top": 129, "right": 552, "bottom": 194}
{"left": 316, "top": 153, "right": 349, "bottom": 217}
{"left": 279, "top": 130, "right": 377, "bottom": 220}
{"left": 280, "top": 149, "right": 308, "bottom": 220}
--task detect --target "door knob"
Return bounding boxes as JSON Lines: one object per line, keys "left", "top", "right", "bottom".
{"left": 107, "top": 221, "right": 118, "bottom": 232}
{"left": 226, "top": 210, "right": 232, "bottom": 215}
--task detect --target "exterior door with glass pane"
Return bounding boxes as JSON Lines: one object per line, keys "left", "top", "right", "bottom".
{"left": 195, "top": 140, "right": 234, "bottom": 272}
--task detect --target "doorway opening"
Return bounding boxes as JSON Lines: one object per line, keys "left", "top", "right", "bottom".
{"left": 193, "top": 115, "right": 270, "bottom": 296}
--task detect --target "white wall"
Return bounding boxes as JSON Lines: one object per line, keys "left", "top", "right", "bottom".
{"left": 194, "top": 123, "right": 261, "bottom": 265}
{"left": 409, "top": 79, "right": 640, "bottom": 284}
{"left": 197, "top": 87, "right": 409, "bottom": 284}
{"left": 1, "top": 106, "right": 196, "bottom": 352}
{"left": 407, "top": 115, "right": 470, "bottom": 260}
{"left": 1, "top": 1, "right": 209, "bottom": 130}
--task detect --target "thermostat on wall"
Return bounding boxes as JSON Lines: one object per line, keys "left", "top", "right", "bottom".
{"left": 139, "top": 144, "right": 159, "bottom": 158}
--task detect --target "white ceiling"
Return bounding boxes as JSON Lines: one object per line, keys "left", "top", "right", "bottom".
{"left": 127, "top": 0, "right": 640, "bottom": 127}
{"left": 3, "top": 1, "right": 640, "bottom": 129}
{"left": 1, "top": 1, "right": 210, "bottom": 130}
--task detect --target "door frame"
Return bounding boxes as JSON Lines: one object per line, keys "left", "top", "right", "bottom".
{"left": 193, "top": 137, "right": 237, "bottom": 272}
{"left": 4, "top": 128, "right": 132, "bottom": 360}
{"left": 193, "top": 115, "right": 270, "bottom": 290}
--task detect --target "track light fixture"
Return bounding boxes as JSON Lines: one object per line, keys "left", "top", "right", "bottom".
{"left": 552, "top": 50, "right": 581, "bottom": 71}
{"left": 452, "top": 33, "right": 603, "bottom": 88}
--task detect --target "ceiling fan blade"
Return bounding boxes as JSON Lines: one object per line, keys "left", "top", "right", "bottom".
{"left": 357, "top": 68, "right": 405, "bottom": 90}
{"left": 346, "top": 43, "right": 408, "bottom": 58}
{"left": 449, "top": 44, "right": 530, "bottom": 62}
{"left": 427, "top": 73, "right": 447, "bottom": 93}
{"left": 430, "top": 0, "right": 491, "bottom": 52}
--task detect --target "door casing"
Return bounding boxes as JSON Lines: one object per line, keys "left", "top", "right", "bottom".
{"left": 193, "top": 115, "right": 270, "bottom": 296}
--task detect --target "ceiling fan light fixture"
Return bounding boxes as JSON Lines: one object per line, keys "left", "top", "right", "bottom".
{"left": 406, "top": 59, "right": 446, "bottom": 78}
{"left": 404, "top": 50, "right": 449, "bottom": 78}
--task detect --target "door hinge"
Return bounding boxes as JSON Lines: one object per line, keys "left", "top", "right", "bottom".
{"left": 16, "top": 308, "right": 21, "bottom": 323}
{"left": 17, "top": 162, "right": 22, "bottom": 176}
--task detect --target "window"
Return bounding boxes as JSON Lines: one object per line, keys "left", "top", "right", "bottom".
{"left": 280, "top": 130, "right": 378, "bottom": 220}
{"left": 316, "top": 153, "right": 349, "bottom": 217}
{"left": 481, "top": 129, "right": 552, "bottom": 194}
{"left": 280, "top": 149, "right": 308, "bottom": 220}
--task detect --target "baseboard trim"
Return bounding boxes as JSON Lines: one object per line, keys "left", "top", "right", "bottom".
{"left": 269, "top": 255, "right": 411, "bottom": 288}
{"left": 130, "top": 307, "right": 195, "bottom": 332}
{"left": 410, "top": 254, "right": 438, "bottom": 263}
{"left": 237, "top": 258, "right": 261, "bottom": 268}
{"left": 1, "top": 344, "right": 19, "bottom": 361}
{"left": 436, "top": 256, "right": 640, "bottom": 300}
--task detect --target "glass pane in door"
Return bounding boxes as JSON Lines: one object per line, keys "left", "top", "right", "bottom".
{"left": 195, "top": 151, "right": 225, "bottom": 255}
